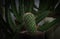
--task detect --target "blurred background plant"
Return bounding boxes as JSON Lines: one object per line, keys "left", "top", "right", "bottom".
{"left": 0, "top": 0, "right": 60, "bottom": 39}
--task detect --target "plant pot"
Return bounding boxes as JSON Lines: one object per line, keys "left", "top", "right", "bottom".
{"left": 15, "top": 31, "right": 45, "bottom": 39}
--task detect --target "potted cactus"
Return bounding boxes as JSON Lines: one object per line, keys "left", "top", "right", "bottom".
{"left": 3, "top": 0, "right": 60, "bottom": 39}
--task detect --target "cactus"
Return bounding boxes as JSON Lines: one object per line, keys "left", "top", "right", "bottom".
{"left": 24, "top": 12, "right": 37, "bottom": 33}
{"left": 6, "top": 0, "right": 60, "bottom": 35}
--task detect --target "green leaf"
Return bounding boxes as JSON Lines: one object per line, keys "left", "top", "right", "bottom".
{"left": 19, "top": 0, "right": 24, "bottom": 14}
{"left": 18, "top": 0, "right": 24, "bottom": 29}
{"left": 19, "top": 0, "right": 24, "bottom": 23}
{"left": 36, "top": 10, "right": 50, "bottom": 24}
{"left": 11, "top": 0, "right": 19, "bottom": 21}
{"left": 38, "top": 18, "right": 60, "bottom": 31}
{"left": 7, "top": 10, "right": 16, "bottom": 32}
{"left": 38, "top": 0, "right": 49, "bottom": 11}
{"left": 24, "top": 0, "right": 34, "bottom": 12}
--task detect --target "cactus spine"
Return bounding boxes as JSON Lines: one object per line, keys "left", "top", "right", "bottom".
{"left": 24, "top": 12, "right": 37, "bottom": 33}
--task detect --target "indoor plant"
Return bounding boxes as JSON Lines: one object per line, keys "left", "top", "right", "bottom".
{"left": 1, "top": 0, "right": 60, "bottom": 39}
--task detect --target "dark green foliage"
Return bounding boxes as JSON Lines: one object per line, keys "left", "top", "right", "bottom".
{"left": 6, "top": 0, "right": 60, "bottom": 33}
{"left": 0, "top": 0, "right": 60, "bottom": 39}
{"left": 38, "top": 18, "right": 60, "bottom": 31}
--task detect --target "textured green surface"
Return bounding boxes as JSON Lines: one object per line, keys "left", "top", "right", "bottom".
{"left": 24, "top": 13, "right": 37, "bottom": 33}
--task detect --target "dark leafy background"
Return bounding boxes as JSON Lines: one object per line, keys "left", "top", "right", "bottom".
{"left": 0, "top": 0, "right": 60, "bottom": 39}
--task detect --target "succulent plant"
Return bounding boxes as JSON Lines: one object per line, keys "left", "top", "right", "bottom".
{"left": 5, "top": 0, "right": 60, "bottom": 33}
{"left": 24, "top": 12, "right": 37, "bottom": 33}
{"left": 3, "top": 0, "right": 60, "bottom": 39}
{"left": 0, "top": 0, "right": 60, "bottom": 39}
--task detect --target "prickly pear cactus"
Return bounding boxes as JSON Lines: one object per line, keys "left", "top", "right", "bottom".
{"left": 24, "top": 12, "right": 37, "bottom": 33}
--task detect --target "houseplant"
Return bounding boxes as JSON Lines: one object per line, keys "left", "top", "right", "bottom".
{"left": 1, "top": 0, "right": 60, "bottom": 39}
